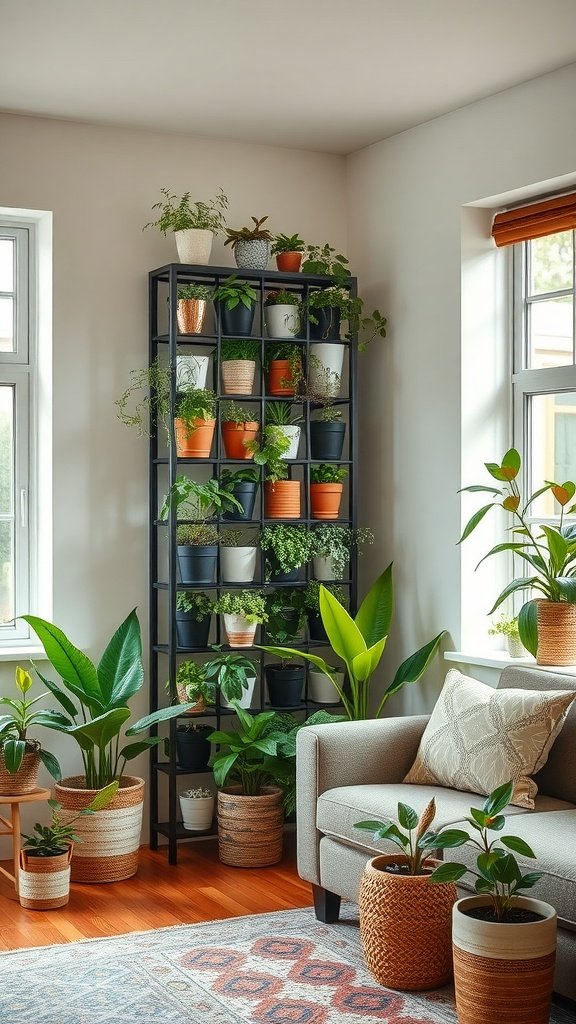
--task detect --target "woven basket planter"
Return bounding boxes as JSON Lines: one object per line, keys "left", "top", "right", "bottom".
{"left": 175, "top": 680, "right": 206, "bottom": 715}
{"left": 221, "top": 359, "right": 256, "bottom": 395}
{"left": 536, "top": 601, "right": 576, "bottom": 665}
{"left": 19, "top": 846, "right": 72, "bottom": 910}
{"left": 452, "top": 895, "right": 557, "bottom": 1024}
{"left": 217, "top": 785, "right": 284, "bottom": 867}
{"left": 359, "top": 855, "right": 457, "bottom": 991}
{"left": 55, "top": 776, "right": 144, "bottom": 883}
{"left": 0, "top": 747, "right": 41, "bottom": 796}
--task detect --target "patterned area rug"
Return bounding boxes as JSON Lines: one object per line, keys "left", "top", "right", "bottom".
{"left": 0, "top": 907, "right": 573, "bottom": 1023}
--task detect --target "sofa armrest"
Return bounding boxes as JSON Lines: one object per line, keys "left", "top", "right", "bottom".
{"left": 296, "top": 715, "right": 429, "bottom": 885}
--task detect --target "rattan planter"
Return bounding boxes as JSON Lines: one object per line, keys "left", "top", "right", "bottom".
{"left": 55, "top": 776, "right": 144, "bottom": 883}
{"left": 359, "top": 855, "right": 457, "bottom": 991}
{"left": 221, "top": 359, "right": 256, "bottom": 395}
{"left": 217, "top": 785, "right": 283, "bottom": 867}
{"left": 536, "top": 601, "right": 576, "bottom": 665}
{"left": 19, "top": 846, "right": 72, "bottom": 910}
{"left": 0, "top": 747, "right": 41, "bottom": 796}
{"left": 452, "top": 895, "right": 557, "bottom": 1024}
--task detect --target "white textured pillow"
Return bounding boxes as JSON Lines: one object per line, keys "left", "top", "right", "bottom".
{"left": 403, "top": 668, "right": 576, "bottom": 808}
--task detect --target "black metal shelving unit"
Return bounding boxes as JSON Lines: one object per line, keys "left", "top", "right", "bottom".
{"left": 148, "top": 262, "right": 358, "bottom": 864}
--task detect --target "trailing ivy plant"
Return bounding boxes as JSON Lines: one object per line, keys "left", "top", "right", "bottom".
{"left": 144, "top": 188, "right": 228, "bottom": 234}
{"left": 301, "top": 243, "right": 387, "bottom": 348}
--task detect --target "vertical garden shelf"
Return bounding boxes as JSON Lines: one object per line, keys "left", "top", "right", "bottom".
{"left": 148, "top": 262, "right": 359, "bottom": 864}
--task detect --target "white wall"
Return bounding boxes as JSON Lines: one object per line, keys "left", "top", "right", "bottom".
{"left": 346, "top": 63, "right": 576, "bottom": 713}
{"left": 0, "top": 113, "right": 347, "bottom": 849}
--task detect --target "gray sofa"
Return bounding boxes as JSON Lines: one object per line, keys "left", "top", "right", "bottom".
{"left": 296, "top": 666, "right": 576, "bottom": 1000}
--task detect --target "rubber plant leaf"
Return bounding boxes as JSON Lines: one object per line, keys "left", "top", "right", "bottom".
{"left": 21, "top": 615, "right": 102, "bottom": 704}
{"left": 97, "top": 608, "right": 144, "bottom": 708}
{"left": 354, "top": 564, "right": 393, "bottom": 648}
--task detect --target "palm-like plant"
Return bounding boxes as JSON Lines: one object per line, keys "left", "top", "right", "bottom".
{"left": 0, "top": 666, "right": 66, "bottom": 780}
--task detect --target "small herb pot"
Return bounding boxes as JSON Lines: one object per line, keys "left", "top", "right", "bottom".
{"left": 174, "top": 228, "right": 214, "bottom": 265}
{"left": 179, "top": 792, "right": 215, "bottom": 832}
{"left": 264, "top": 304, "right": 301, "bottom": 339}
{"left": 265, "top": 665, "right": 305, "bottom": 707}
{"left": 276, "top": 252, "right": 302, "bottom": 273}
{"left": 175, "top": 417, "right": 216, "bottom": 458}
{"left": 309, "top": 307, "right": 341, "bottom": 341}
{"left": 222, "top": 481, "right": 259, "bottom": 521}
{"left": 217, "top": 300, "right": 256, "bottom": 337}
{"left": 264, "top": 480, "right": 301, "bottom": 519}
{"left": 307, "top": 611, "right": 328, "bottom": 642}
{"left": 308, "top": 668, "right": 344, "bottom": 703}
{"left": 310, "top": 482, "right": 343, "bottom": 520}
{"left": 234, "top": 239, "right": 270, "bottom": 270}
{"left": 221, "top": 359, "right": 256, "bottom": 395}
{"left": 222, "top": 613, "right": 258, "bottom": 648}
{"left": 308, "top": 342, "right": 344, "bottom": 398}
{"left": 310, "top": 421, "right": 346, "bottom": 461}
{"left": 175, "top": 611, "right": 211, "bottom": 649}
{"left": 221, "top": 421, "right": 259, "bottom": 460}
{"left": 220, "top": 545, "right": 257, "bottom": 583}
{"left": 177, "top": 544, "right": 218, "bottom": 585}
{"left": 175, "top": 729, "right": 211, "bottom": 770}
{"left": 266, "top": 359, "right": 299, "bottom": 397}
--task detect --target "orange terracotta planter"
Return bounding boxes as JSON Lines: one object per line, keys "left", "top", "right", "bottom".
{"left": 266, "top": 359, "right": 301, "bottom": 397}
{"left": 310, "top": 482, "right": 343, "bottom": 520}
{"left": 222, "top": 421, "right": 259, "bottom": 460}
{"left": 276, "top": 252, "right": 303, "bottom": 273}
{"left": 175, "top": 417, "right": 215, "bottom": 458}
{"left": 265, "top": 480, "right": 301, "bottom": 519}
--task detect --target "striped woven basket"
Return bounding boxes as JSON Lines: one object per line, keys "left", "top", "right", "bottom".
{"left": 536, "top": 601, "right": 576, "bottom": 665}
{"left": 55, "top": 776, "right": 144, "bottom": 883}
{"left": 217, "top": 786, "right": 284, "bottom": 867}
{"left": 0, "top": 748, "right": 41, "bottom": 796}
{"left": 19, "top": 846, "right": 72, "bottom": 910}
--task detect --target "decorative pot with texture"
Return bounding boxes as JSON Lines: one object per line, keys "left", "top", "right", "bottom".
{"left": 308, "top": 342, "right": 344, "bottom": 398}
{"left": 0, "top": 748, "right": 41, "bottom": 796}
{"left": 217, "top": 785, "right": 283, "bottom": 867}
{"left": 222, "top": 613, "right": 257, "bottom": 648}
{"left": 179, "top": 793, "right": 215, "bottom": 832}
{"left": 221, "top": 359, "right": 256, "bottom": 396}
{"left": 359, "top": 855, "right": 457, "bottom": 991}
{"left": 536, "top": 601, "right": 576, "bottom": 665}
{"left": 177, "top": 299, "right": 208, "bottom": 335}
{"left": 221, "top": 421, "right": 259, "bottom": 460}
{"left": 452, "top": 895, "right": 557, "bottom": 1024}
{"left": 264, "top": 480, "right": 301, "bottom": 519}
{"left": 55, "top": 776, "right": 145, "bottom": 883}
{"left": 18, "top": 846, "right": 72, "bottom": 910}
{"left": 310, "top": 482, "right": 343, "bottom": 520}
{"left": 175, "top": 682, "right": 206, "bottom": 715}
{"left": 174, "top": 228, "right": 214, "bottom": 265}
{"left": 234, "top": 239, "right": 270, "bottom": 270}
{"left": 220, "top": 545, "right": 257, "bottom": 584}
{"left": 175, "top": 417, "right": 215, "bottom": 458}
{"left": 264, "top": 304, "right": 301, "bottom": 339}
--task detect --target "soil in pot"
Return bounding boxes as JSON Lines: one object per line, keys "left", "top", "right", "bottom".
{"left": 222, "top": 482, "right": 258, "bottom": 521}
{"left": 175, "top": 612, "right": 211, "bottom": 648}
{"left": 310, "top": 421, "right": 346, "bottom": 461}
{"left": 221, "top": 421, "right": 259, "bottom": 460}
{"left": 218, "top": 301, "right": 256, "bottom": 337}
{"left": 176, "top": 729, "right": 211, "bottom": 770}
{"left": 175, "top": 417, "right": 216, "bottom": 458}
{"left": 177, "top": 545, "right": 218, "bottom": 586}
{"left": 463, "top": 905, "right": 544, "bottom": 924}
{"left": 266, "top": 665, "right": 305, "bottom": 706}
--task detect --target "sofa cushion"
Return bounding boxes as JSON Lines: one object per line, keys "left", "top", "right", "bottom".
{"left": 403, "top": 668, "right": 576, "bottom": 807}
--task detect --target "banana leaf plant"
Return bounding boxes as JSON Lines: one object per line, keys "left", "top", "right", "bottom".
{"left": 0, "top": 665, "right": 66, "bottom": 780}
{"left": 260, "top": 565, "right": 446, "bottom": 720}
{"left": 22, "top": 609, "right": 193, "bottom": 789}
{"left": 459, "top": 448, "right": 576, "bottom": 655}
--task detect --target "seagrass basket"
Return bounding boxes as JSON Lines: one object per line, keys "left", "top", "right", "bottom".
{"left": 55, "top": 775, "right": 144, "bottom": 883}
{"left": 0, "top": 748, "right": 41, "bottom": 796}
{"left": 536, "top": 601, "right": 576, "bottom": 665}
{"left": 19, "top": 846, "right": 72, "bottom": 910}
{"left": 217, "top": 786, "right": 284, "bottom": 867}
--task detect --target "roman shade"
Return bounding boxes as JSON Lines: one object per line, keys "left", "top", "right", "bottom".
{"left": 492, "top": 191, "right": 576, "bottom": 247}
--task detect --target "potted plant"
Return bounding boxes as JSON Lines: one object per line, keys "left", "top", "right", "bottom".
{"left": 261, "top": 524, "right": 312, "bottom": 582}
{"left": 261, "top": 565, "right": 446, "bottom": 720}
{"left": 310, "top": 463, "right": 348, "bottom": 519}
{"left": 175, "top": 723, "right": 212, "bottom": 771}
{"left": 204, "top": 648, "right": 258, "bottom": 709}
{"left": 176, "top": 351, "right": 211, "bottom": 392}
{"left": 459, "top": 447, "right": 576, "bottom": 665}
{"left": 214, "top": 275, "right": 259, "bottom": 336}
{"left": 144, "top": 187, "right": 228, "bottom": 264}
{"left": 308, "top": 664, "right": 345, "bottom": 704}
{"left": 310, "top": 405, "right": 346, "bottom": 461}
{"left": 215, "top": 590, "right": 267, "bottom": 648}
{"left": 224, "top": 215, "right": 273, "bottom": 269}
{"left": 220, "top": 401, "right": 260, "bottom": 460}
{"left": 209, "top": 704, "right": 290, "bottom": 866}
{"left": 220, "top": 467, "right": 260, "bottom": 522}
{"left": 244, "top": 424, "right": 301, "bottom": 520}
{"left": 18, "top": 783, "right": 118, "bottom": 910}
{"left": 489, "top": 614, "right": 526, "bottom": 658}
{"left": 309, "top": 524, "right": 373, "bottom": 580}
{"left": 176, "top": 283, "right": 213, "bottom": 335}
{"left": 264, "top": 290, "right": 303, "bottom": 339}
{"left": 0, "top": 666, "right": 64, "bottom": 796}
{"left": 175, "top": 591, "right": 214, "bottom": 648}
{"left": 271, "top": 233, "right": 306, "bottom": 273}
{"left": 175, "top": 524, "right": 219, "bottom": 585}
{"left": 179, "top": 786, "right": 215, "bottom": 832}
{"left": 265, "top": 588, "right": 305, "bottom": 644}
{"left": 354, "top": 798, "right": 467, "bottom": 990}
{"left": 115, "top": 359, "right": 171, "bottom": 439}
{"left": 172, "top": 661, "right": 212, "bottom": 714}
{"left": 431, "top": 781, "right": 556, "bottom": 1023}
{"left": 174, "top": 388, "right": 217, "bottom": 458}
{"left": 219, "top": 528, "right": 258, "bottom": 584}
{"left": 302, "top": 244, "right": 388, "bottom": 350}
{"left": 23, "top": 610, "right": 191, "bottom": 882}
{"left": 220, "top": 338, "right": 260, "bottom": 396}
{"left": 265, "top": 401, "right": 302, "bottom": 460}
{"left": 265, "top": 343, "right": 303, "bottom": 397}
{"left": 265, "top": 658, "right": 305, "bottom": 708}
{"left": 302, "top": 580, "right": 346, "bottom": 642}
{"left": 160, "top": 478, "right": 242, "bottom": 584}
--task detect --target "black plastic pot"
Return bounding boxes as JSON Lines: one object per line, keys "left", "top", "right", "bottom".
{"left": 177, "top": 544, "right": 218, "bottom": 585}
{"left": 309, "top": 306, "right": 341, "bottom": 341}
{"left": 308, "top": 612, "right": 328, "bottom": 642}
{"left": 265, "top": 665, "right": 305, "bottom": 707}
{"left": 176, "top": 729, "right": 211, "bottom": 771}
{"left": 222, "top": 482, "right": 258, "bottom": 521}
{"left": 310, "top": 421, "right": 346, "bottom": 461}
{"left": 176, "top": 612, "right": 211, "bottom": 649}
{"left": 217, "top": 300, "right": 256, "bottom": 337}
{"left": 267, "top": 554, "right": 300, "bottom": 583}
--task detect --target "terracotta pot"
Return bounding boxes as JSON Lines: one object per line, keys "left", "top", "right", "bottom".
{"left": 175, "top": 417, "right": 215, "bottom": 458}
{"left": 221, "top": 359, "right": 256, "bottom": 395}
{"left": 221, "top": 421, "right": 259, "bottom": 460}
{"left": 360, "top": 855, "right": 457, "bottom": 991}
{"left": 55, "top": 776, "right": 145, "bottom": 883}
{"left": 0, "top": 748, "right": 41, "bottom": 796}
{"left": 276, "top": 252, "right": 303, "bottom": 272}
{"left": 536, "top": 601, "right": 576, "bottom": 665}
{"left": 177, "top": 298, "right": 208, "bottom": 335}
{"left": 266, "top": 359, "right": 300, "bottom": 397}
{"left": 452, "top": 895, "right": 557, "bottom": 1024}
{"left": 217, "top": 786, "right": 284, "bottom": 867}
{"left": 310, "top": 482, "right": 343, "bottom": 520}
{"left": 264, "top": 480, "right": 301, "bottom": 519}
{"left": 19, "top": 846, "right": 72, "bottom": 910}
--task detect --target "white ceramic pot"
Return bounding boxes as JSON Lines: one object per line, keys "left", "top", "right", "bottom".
{"left": 507, "top": 636, "right": 525, "bottom": 658}
{"left": 221, "top": 675, "right": 257, "bottom": 710}
{"left": 176, "top": 354, "right": 210, "bottom": 391}
{"left": 279, "top": 425, "right": 301, "bottom": 460}
{"left": 313, "top": 555, "right": 344, "bottom": 580}
{"left": 179, "top": 793, "right": 215, "bottom": 832}
{"left": 220, "top": 546, "right": 257, "bottom": 583}
{"left": 223, "top": 613, "right": 257, "bottom": 648}
{"left": 308, "top": 343, "right": 344, "bottom": 398}
{"left": 174, "top": 228, "right": 214, "bottom": 265}
{"left": 308, "top": 668, "right": 344, "bottom": 704}
{"left": 235, "top": 239, "right": 270, "bottom": 269}
{"left": 264, "top": 304, "right": 301, "bottom": 339}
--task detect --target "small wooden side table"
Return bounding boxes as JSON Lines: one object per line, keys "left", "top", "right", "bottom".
{"left": 0, "top": 788, "right": 51, "bottom": 895}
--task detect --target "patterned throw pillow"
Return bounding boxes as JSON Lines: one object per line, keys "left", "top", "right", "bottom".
{"left": 403, "top": 668, "right": 576, "bottom": 808}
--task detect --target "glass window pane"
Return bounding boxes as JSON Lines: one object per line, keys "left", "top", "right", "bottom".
{"left": 529, "top": 231, "right": 573, "bottom": 295}
{"left": 0, "top": 386, "right": 14, "bottom": 515}
{"left": 529, "top": 392, "right": 576, "bottom": 516}
{"left": 0, "top": 520, "right": 14, "bottom": 626}
{"left": 528, "top": 296, "right": 573, "bottom": 369}
{"left": 0, "top": 238, "right": 14, "bottom": 292}
{"left": 0, "top": 295, "right": 14, "bottom": 352}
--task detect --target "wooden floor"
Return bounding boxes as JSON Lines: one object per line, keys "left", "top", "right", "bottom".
{"left": 0, "top": 833, "right": 312, "bottom": 951}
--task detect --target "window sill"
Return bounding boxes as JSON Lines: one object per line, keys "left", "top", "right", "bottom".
{"left": 444, "top": 650, "right": 576, "bottom": 676}
{"left": 0, "top": 645, "right": 45, "bottom": 663}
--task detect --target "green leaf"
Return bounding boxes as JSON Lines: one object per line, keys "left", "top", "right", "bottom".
{"left": 383, "top": 631, "right": 446, "bottom": 701}
{"left": 491, "top": 853, "right": 521, "bottom": 884}
{"left": 2, "top": 738, "right": 25, "bottom": 773}
{"left": 375, "top": 823, "right": 409, "bottom": 847}
{"left": 21, "top": 615, "right": 101, "bottom": 703}
{"left": 319, "top": 586, "right": 366, "bottom": 668}
{"left": 352, "top": 640, "right": 385, "bottom": 683}
{"left": 483, "top": 780, "right": 513, "bottom": 816}
{"left": 397, "top": 803, "right": 418, "bottom": 830}
{"left": 32, "top": 665, "right": 78, "bottom": 718}
{"left": 500, "top": 835, "right": 537, "bottom": 859}
{"left": 29, "top": 710, "right": 74, "bottom": 731}
{"left": 474, "top": 542, "right": 527, "bottom": 571}
{"left": 487, "top": 815, "right": 506, "bottom": 831}
{"left": 38, "top": 748, "right": 61, "bottom": 781}
{"left": 477, "top": 851, "right": 499, "bottom": 880}
{"left": 459, "top": 503, "right": 496, "bottom": 543}
{"left": 126, "top": 703, "right": 192, "bottom": 735}
{"left": 97, "top": 608, "right": 143, "bottom": 708}
{"left": 519, "top": 871, "right": 542, "bottom": 889}
{"left": 501, "top": 448, "right": 521, "bottom": 478}
{"left": 556, "top": 577, "right": 576, "bottom": 603}
{"left": 458, "top": 485, "right": 502, "bottom": 495}
{"left": 355, "top": 819, "right": 388, "bottom": 831}
{"left": 68, "top": 707, "right": 131, "bottom": 750}
{"left": 541, "top": 526, "right": 568, "bottom": 574}
{"left": 518, "top": 600, "right": 538, "bottom": 656}
{"left": 469, "top": 807, "right": 489, "bottom": 828}
{"left": 120, "top": 739, "right": 161, "bottom": 761}
{"left": 485, "top": 464, "right": 509, "bottom": 482}
{"left": 86, "top": 781, "right": 119, "bottom": 811}
{"left": 429, "top": 829, "right": 469, "bottom": 849}
{"left": 488, "top": 578, "right": 547, "bottom": 615}
{"left": 429, "top": 862, "right": 468, "bottom": 883}
{"left": 523, "top": 483, "right": 553, "bottom": 511}
{"left": 212, "top": 751, "right": 238, "bottom": 787}
{"left": 354, "top": 564, "right": 393, "bottom": 648}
